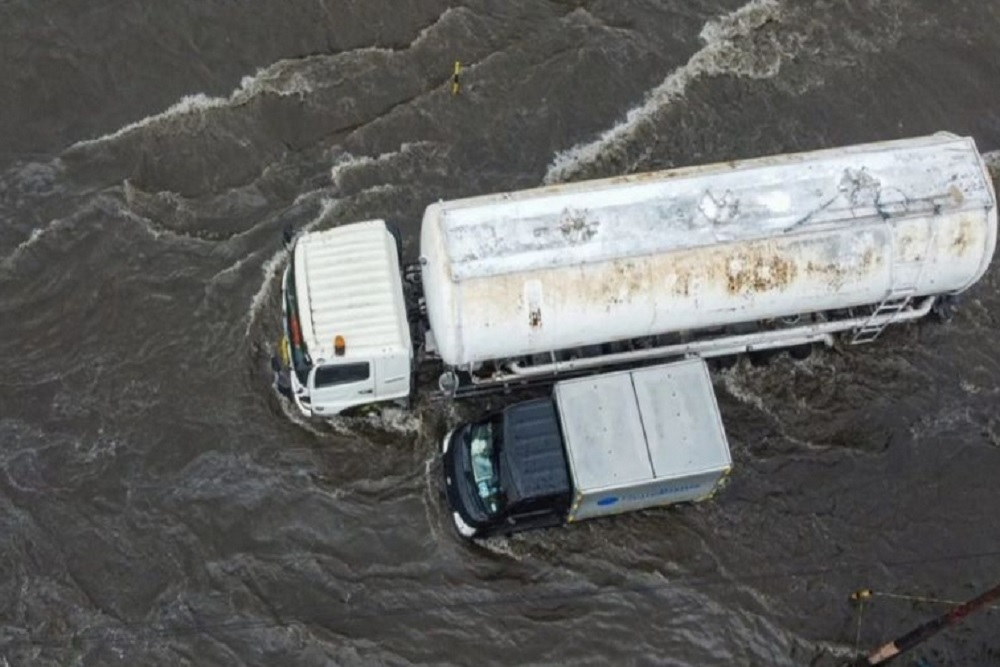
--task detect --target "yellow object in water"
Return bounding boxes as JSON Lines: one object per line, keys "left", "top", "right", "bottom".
{"left": 850, "top": 589, "right": 873, "bottom": 602}
{"left": 279, "top": 335, "right": 290, "bottom": 366}
{"left": 451, "top": 61, "right": 461, "bottom": 95}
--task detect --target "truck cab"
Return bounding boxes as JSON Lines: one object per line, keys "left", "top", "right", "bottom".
{"left": 442, "top": 398, "right": 572, "bottom": 539}
{"left": 279, "top": 220, "right": 413, "bottom": 417}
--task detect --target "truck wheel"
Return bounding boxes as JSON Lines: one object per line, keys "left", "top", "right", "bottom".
{"left": 789, "top": 344, "right": 812, "bottom": 361}
{"left": 749, "top": 349, "right": 775, "bottom": 367}
{"left": 710, "top": 354, "right": 737, "bottom": 370}
{"left": 931, "top": 295, "right": 959, "bottom": 323}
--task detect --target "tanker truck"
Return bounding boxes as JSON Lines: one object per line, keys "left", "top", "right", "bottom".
{"left": 275, "top": 132, "right": 997, "bottom": 417}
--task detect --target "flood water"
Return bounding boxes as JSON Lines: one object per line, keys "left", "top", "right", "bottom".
{"left": 2, "top": 1, "right": 999, "bottom": 665}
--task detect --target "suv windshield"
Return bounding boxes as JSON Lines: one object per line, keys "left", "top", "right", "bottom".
{"left": 468, "top": 420, "right": 502, "bottom": 516}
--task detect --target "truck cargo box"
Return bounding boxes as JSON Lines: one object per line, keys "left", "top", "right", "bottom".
{"left": 554, "top": 359, "right": 732, "bottom": 522}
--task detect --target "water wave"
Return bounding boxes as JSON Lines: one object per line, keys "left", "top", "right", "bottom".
{"left": 329, "top": 141, "right": 436, "bottom": 190}
{"left": 67, "top": 5, "right": 467, "bottom": 154}
{"left": 68, "top": 43, "right": 409, "bottom": 151}
{"left": 1, "top": 224, "right": 52, "bottom": 270}
{"left": 544, "top": 0, "right": 784, "bottom": 184}
{"left": 243, "top": 198, "right": 337, "bottom": 337}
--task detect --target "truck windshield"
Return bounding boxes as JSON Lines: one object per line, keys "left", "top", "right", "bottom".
{"left": 468, "top": 421, "right": 502, "bottom": 516}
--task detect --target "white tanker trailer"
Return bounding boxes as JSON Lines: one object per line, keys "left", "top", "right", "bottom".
{"left": 275, "top": 132, "right": 997, "bottom": 417}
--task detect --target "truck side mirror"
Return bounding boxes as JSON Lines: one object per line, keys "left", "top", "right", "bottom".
{"left": 282, "top": 226, "right": 296, "bottom": 250}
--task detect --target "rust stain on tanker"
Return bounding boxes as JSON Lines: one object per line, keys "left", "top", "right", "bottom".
{"left": 951, "top": 216, "right": 975, "bottom": 256}
{"left": 804, "top": 246, "right": 880, "bottom": 289}
{"left": 608, "top": 169, "right": 681, "bottom": 186}
{"left": 573, "top": 235, "right": 893, "bottom": 309}
{"left": 897, "top": 232, "right": 918, "bottom": 260}
{"left": 949, "top": 184, "right": 965, "bottom": 206}
{"left": 582, "top": 259, "right": 650, "bottom": 307}
{"left": 723, "top": 247, "right": 797, "bottom": 295}
{"left": 656, "top": 238, "right": 888, "bottom": 298}
{"left": 654, "top": 244, "right": 799, "bottom": 297}
{"left": 617, "top": 260, "right": 645, "bottom": 297}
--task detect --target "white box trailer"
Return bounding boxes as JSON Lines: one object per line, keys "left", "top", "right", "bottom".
{"left": 276, "top": 132, "right": 997, "bottom": 416}
{"left": 556, "top": 360, "right": 731, "bottom": 523}
{"left": 441, "top": 358, "right": 731, "bottom": 538}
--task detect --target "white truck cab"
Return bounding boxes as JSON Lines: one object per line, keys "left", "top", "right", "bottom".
{"left": 280, "top": 220, "right": 412, "bottom": 416}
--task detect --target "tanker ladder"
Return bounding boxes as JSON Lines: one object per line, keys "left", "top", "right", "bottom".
{"left": 851, "top": 220, "right": 938, "bottom": 345}
{"left": 849, "top": 288, "right": 917, "bottom": 344}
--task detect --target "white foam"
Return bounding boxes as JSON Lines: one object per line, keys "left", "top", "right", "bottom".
{"left": 69, "top": 9, "right": 463, "bottom": 153}
{"left": 292, "top": 186, "right": 337, "bottom": 208}
{"left": 717, "top": 363, "right": 772, "bottom": 416}
{"left": 68, "top": 9, "right": 473, "bottom": 153}
{"left": 421, "top": 455, "right": 445, "bottom": 543}
{"left": 478, "top": 535, "right": 527, "bottom": 560}
{"left": 210, "top": 255, "right": 249, "bottom": 282}
{"left": 74, "top": 432, "right": 123, "bottom": 463}
{"left": 71, "top": 47, "right": 389, "bottom": 150}
{"left": 274, "top": 394, "right": 334, "bottom": 439}
{"left": 237, "top": 66, "right": 314, "bottom": 101}
{"left": 325, "top": 406, "right": 423, "bottom": 436}
{"left": 330, "top": 153, "right": 376, "bottom": 189}
{"left": 1, "top": 203, "right": 86, "bottom": 269}
{"left": 329, "top": 141, "right": 435, "bottom": 190}
{"left": 73, "top": 93, "right": 230, "bottom": 149}
{"left": 116, "top": 198, "right": 211, "bottom": 243}
{"left": 410, "top": 6, "right": 470, "bottom": 50}
{"left": 365, "top": 406, "right": 423, "bottom": 433}
{"left": 243, "top": 198, "right": 338, "bottom": 337}
{"left": 2, "top": 225, "right": 49, "bottom": 269}
{"left": 544, "top": 0, "right": 783, "bottom": 184}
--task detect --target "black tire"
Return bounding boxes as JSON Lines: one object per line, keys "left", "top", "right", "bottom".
{"left": 931, "top": 295, "right": 960, "bottom": 323}
{"left": 710, "top": 354, "right": 738, "bottom": 370}
{"left": 789, "top": 344, "right": 813, "bottom": 361}
{"left": 749, "top": 349, "right": 776, "bottom": 367}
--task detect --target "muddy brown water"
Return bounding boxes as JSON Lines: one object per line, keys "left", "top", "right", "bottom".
{"left": 2, "top": 1, "right": 999, "bottom": 665}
